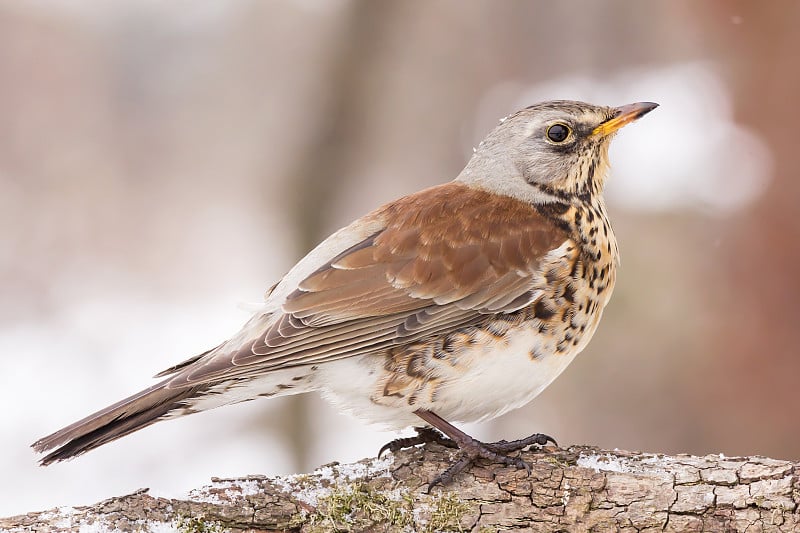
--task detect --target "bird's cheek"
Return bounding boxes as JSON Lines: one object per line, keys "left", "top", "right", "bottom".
{"left": 521, "top": 155, "right": 564, "bottom": 186}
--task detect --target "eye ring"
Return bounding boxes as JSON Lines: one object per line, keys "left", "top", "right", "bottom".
{"left": 546, "top": 123, "right": 572, "bottom": 143}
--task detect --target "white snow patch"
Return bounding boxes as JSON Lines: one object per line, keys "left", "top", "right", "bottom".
{"left": 271, "top": 455, "right": 395, "bottom": 508}
{"left": 145, "top": 488, "right": 179, "bottom": 501}
{"left": 32, "top": 506, "right": 78, "bottom": 530}
{"left": 54, "top": 512, "right": 75, "bottom": 529}
{"left": 577, "top": 453, "right": 634, "bottom": 473}
{"left": 637, "top": 455, "right": 678, "bottom": 477}
{"left": 577, "top": 452, "right": 674, "bottom": 480}
{"left": 138, "top": 522, "right": 179, "bottom": 533}
{"left": 233, "top": 479, "right": 261, "bottom": 497}
{"left": 75, "top": 519, "right": 178, "bottom": 533}
{"left": 272, "top": 475, "right": 329, "bottom": 508}
{"left": 412, "top": 506, "right": 425, "bottom": 525}
{"left": 188, "top": 486, "right": 223, "bottom": 505}
{"left": 187, "top": 478, "right": 263, "bottom": 505}
{"left": 2, "top": 507, "right": 181, "bottom": 533}
{"left": 335, "top": 455, "right": 394, "bottom": 480}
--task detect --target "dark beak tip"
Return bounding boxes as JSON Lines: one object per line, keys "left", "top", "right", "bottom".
{"left": 614, "top": 101, "right": 659, "bottom": 119}
{"left": 593, "top": 101, "right": 659, "bottom": 136}
{"left": 633, "top": 101, "right": 659, "bottom": 118}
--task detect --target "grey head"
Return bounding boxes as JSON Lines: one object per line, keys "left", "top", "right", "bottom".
{"left": 457, "top": 100, "right": 658, "bottom": 203}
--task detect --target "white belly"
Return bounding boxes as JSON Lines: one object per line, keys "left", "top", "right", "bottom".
{"left": 433, "top": 326, "right": 580, "bottom": 423}
{"left": 312, "top": 321, "right": 586, "bottom": 430}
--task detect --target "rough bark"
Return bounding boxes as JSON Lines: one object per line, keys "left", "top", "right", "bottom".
{"left": 3, "top": 444, "right": 798, "bottom": 532}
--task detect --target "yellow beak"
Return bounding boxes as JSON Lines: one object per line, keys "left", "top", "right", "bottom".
{"left": 592, "top": 102, "right": 659, "bottom": 137}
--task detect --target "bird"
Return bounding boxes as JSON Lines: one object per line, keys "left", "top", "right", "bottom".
{"left": 33, "top": 99, "right": 658, "bottom": 488}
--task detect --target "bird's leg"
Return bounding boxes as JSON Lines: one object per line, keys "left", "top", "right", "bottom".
{"left": 378, "top": 426, "right": 457, "bottom": 457}
{"left": 414, "top": 409, "right": 556, "bottom": 491}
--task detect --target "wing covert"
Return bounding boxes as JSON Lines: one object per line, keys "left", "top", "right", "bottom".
{"left": 169, "top": 183, "right": 572, "bottom": 387}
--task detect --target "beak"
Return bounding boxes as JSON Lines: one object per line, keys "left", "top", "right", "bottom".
{"left": 592, "top": 102, "right": 659, "bottom": 137}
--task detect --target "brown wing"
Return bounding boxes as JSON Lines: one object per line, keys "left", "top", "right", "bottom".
{"left": 171, "top": 183, "right": 570, "bottom": 386}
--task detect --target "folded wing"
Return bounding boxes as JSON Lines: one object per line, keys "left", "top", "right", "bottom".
{"left": 169, "top": 183, "right": 571, "bottom": 387}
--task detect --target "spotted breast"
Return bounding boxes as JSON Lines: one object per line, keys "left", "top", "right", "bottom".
{"left": 310, "top": 183, "right": 618, "bottom": 429}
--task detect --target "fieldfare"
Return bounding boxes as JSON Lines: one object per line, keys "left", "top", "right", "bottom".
{"left": 33, "top": 100, "right": 658, "bottom": 487}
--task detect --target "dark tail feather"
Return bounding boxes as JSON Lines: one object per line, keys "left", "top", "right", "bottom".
{"left": 32, "top": 380, "right": 201, "bottom": 465}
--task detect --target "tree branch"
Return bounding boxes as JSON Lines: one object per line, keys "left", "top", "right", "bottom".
{"left": 3, "top": 445, "right": 799, "bottom": 532}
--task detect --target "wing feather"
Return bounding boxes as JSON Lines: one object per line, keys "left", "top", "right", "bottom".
{"left": 169, "top": 183, "right": 571, "bottom": 387}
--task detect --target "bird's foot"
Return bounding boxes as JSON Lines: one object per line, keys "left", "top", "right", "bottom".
{"left": 484, "top": 432, "right": 557, "bottom": 453}
{"left": 378, "top": 426, "right": 457, "bottom": 457}
{"left": 427, "top": 432, "right": 556, "bottom": 491}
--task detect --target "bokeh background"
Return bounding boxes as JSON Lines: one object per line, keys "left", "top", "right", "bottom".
{"left": 1, "top": 0, "right": 798, "bottom": 517}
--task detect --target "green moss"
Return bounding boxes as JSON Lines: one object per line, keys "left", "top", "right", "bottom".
{"left": 306, "top": 482, "right": 414, "bottom": 532}
{"left": 287, "top": 511, "right": 309, "bottom": 530}
{"left": 542, "top": 455, "right": 572, "bottom": 468}
{"left": 174, "top": 515, "right": 228, "bottom": 533}
{"left": 424, "top": 492, "right": 470, "bottom": 533}
{"left": 299, "top": 482, "right": 472, "bottom": 533}
{"left": 292, "top": 473, "right": 313, "bottom": 484}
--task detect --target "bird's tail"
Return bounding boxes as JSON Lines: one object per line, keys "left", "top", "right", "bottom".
{"left": 31, "top": 380, "right": 202, "bottom": 465}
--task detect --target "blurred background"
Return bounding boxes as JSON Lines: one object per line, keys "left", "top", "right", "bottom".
{"left": 1, "top": 0, "right": 798, "bottom": 517}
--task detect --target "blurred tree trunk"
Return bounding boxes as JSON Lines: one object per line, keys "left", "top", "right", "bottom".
{"left": 263, "top": 1, "right": 393, "bottom": 472}
{"left": 693, "top": 0, "right": 800, "bottom": 458}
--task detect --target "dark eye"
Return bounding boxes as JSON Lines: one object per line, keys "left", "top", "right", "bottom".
{"left": 546, "top": 123, "right": 571, "bottom": 143}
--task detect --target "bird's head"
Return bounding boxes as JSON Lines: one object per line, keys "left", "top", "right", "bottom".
{"left": 459, "top": 100, "right": 658, "bottom": 203}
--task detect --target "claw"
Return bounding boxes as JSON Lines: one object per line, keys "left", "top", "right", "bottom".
{"left": 377, "top": 443, "right": 391, "bottom": 458}
{"left": 427, "top": 455, "right": 471, "bottom": 493}
{"left": 377, "top": 427, "right": 455, "bottom": 457}
{"left": 485, "top": 432, "right": 557, "bottom": 453}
